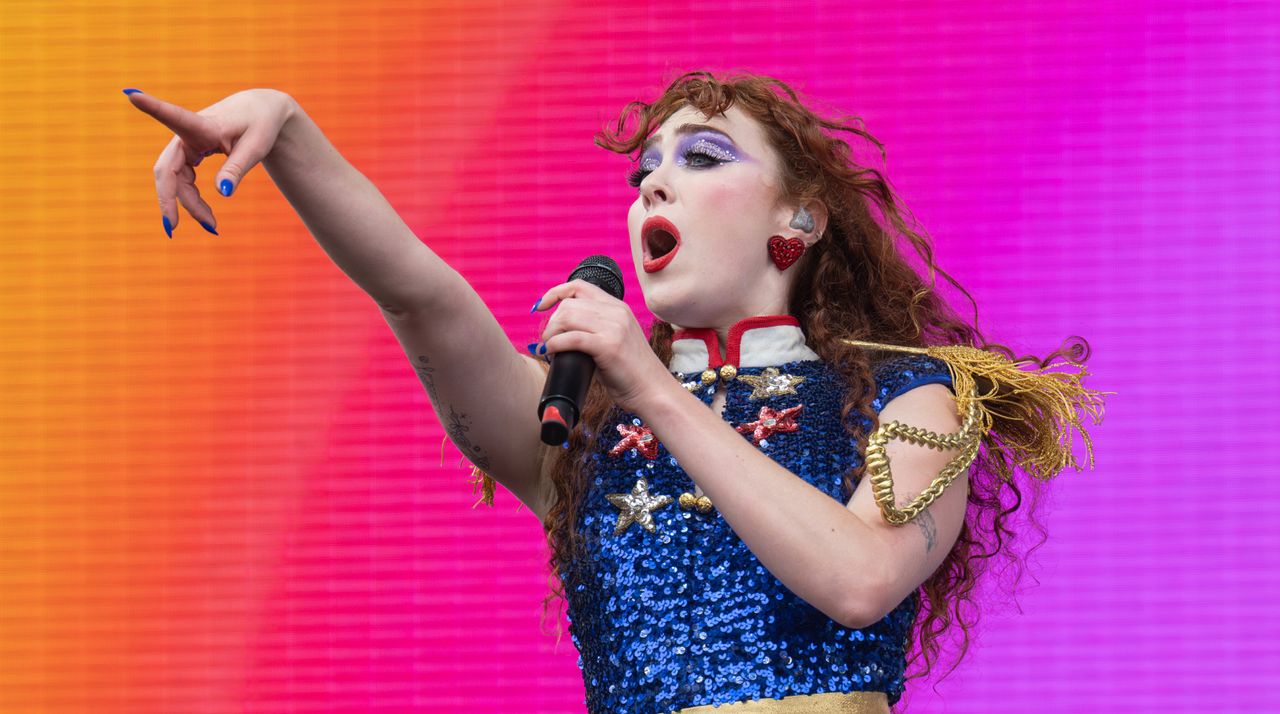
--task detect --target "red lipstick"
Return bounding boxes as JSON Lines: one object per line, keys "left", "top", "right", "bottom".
{"left": 642, "top": 216, "right": 682, "bottom": 273}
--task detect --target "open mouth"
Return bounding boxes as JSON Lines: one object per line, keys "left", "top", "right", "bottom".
{"left": 642, "top": 216, "right": 682, "bottom": 273}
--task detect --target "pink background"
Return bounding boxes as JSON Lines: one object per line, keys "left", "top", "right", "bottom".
{"left": 3, "top": 1, "right": 1277, "bottom": 711}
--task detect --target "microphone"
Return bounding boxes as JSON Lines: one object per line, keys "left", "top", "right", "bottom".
{"left": 538, "top": 255, "right": 625, "bottom": 446}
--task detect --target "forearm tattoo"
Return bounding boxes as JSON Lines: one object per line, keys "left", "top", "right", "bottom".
{"left": 413, "top": 355, "right": 492, "bottom": 470}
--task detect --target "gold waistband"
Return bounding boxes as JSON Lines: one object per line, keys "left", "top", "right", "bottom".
{"left": 670, "top": 690, "right": 890, "bottom": 713}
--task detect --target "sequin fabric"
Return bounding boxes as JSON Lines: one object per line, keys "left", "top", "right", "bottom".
{"left": 560, "top": 352, "right": 955, "bottom": 714}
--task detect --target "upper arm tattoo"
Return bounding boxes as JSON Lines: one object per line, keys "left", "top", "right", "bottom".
{"left": 899, "top": 490, "right": 937, "bottom": 553}
{"left": 413, "top": 355, "right": 442, "bottom": 405}
{"left": 413, "top": 354, "right": 492, "bottom": 471}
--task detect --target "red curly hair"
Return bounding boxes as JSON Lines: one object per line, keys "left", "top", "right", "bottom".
{"left": 533, "top": 69, "right": 1090, "bottom": 708}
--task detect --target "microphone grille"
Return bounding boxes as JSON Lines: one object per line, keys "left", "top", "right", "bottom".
{"left": 568, "top": 255, "right": 625, "bottom": 300}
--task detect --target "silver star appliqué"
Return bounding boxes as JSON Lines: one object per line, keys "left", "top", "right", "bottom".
{"left": 674, "top": 372, "right": 702, "bottom": 392}
{"left": 737, "top": 367, "right": 806, "bottom": 400}
{"left": 605, "top": 478, "right": 673, "bottom": 535}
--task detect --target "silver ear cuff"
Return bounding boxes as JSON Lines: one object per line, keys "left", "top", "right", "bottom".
{"left": 789, "top": 206, "right": 816, "bottom": 234}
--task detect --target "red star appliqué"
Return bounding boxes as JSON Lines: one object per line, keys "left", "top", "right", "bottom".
{"left": 736, "top": 404, "right": 804, "bottom": 445}
{"left": 609, "top": 422, "right": 660, "bottom": 459}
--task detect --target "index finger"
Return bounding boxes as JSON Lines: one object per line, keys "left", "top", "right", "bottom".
{"left": 532, "top": 279, "right": 613, "bottom": 313}
{"left": 124, "top": 90, "right": 214, "bottom": 145}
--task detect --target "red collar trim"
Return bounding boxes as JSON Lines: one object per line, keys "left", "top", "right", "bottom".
{"left": 671, "top": 315, "right": 800, "bottom": 369}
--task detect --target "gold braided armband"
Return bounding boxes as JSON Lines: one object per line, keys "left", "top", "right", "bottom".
{"left": 865, "top": 397, "right": 985, "bottom": 526}
{"left": 841, "top": 337, "right": 1113, "bottom": 527}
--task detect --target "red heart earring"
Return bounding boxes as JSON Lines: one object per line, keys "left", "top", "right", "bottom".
{"left": 767, "top": 235, "right": 806, "bottom": 271}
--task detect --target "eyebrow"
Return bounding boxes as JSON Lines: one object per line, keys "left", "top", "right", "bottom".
{"left": 641, "top": 123, "right": 736, "bottom": 154}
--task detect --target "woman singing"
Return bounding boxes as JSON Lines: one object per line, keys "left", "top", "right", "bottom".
{"left": 127, "top": 71, "right": 1107, "bottom": 713}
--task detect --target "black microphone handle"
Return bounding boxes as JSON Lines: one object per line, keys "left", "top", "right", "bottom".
{"left": 536, "top": 254, "right": 623, "bottom": 446}
{"left": 539, "top": 350, "right": 596, "bottom": 445}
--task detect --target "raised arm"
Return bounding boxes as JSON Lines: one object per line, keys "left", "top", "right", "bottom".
{"left": 262, "top": 100, "right": 558, "bottom": 519}
{"left": 131, "top": 89, "right": 555, "bottom": 519}
{"left": 261, "top": 99, "right": 461, "bottom": 314}
{"left": 377, "top": 291, "right": 558, "bottom": 521}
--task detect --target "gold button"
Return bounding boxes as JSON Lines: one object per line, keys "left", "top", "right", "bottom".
{"left": 700, "top": 369, "right": 717, "bottom": 385}
{"left": 719, "top": 364, "right": 737, "bottom": 381}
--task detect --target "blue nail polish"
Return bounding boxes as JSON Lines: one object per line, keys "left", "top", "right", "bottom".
{"left": 562, "top": 440, "right": 570, "bottom": 449}
{"left": 122, "top": 88, "right": 142, "bottom": 95}
{"left": 527, "top": 342, "right": 539, "bottom": 355}
{"left": 198, "top": 220, "right": 219, "bottom": 236}
{"left": 530, "top": 298, "right": 541, "bottom": 313}
{"left": 538, "top": 343, "right": 547, "bottom": 355}
{"left": 219, "top": 179, "right": 234, "bottom": 197}
{"left": 162, "top": 215, "right": 173, "bottom": 238}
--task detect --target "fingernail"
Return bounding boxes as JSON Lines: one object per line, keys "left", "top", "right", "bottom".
{"left": 219, "top": 179, "right": 234, "bottom": 197}
{"left": 122, "top": 88, "right": 142, "bottom": 95}
{"left": 162, "top": 215, "right": 173, "bottom": 238}
{"left": 527, "top": 342, "right": 539, "bottom": 355}
{"left": 199, "top": 220, "right": 219, "bottom": 236}
{"left": 530, "top": 298, "right": 541, "bottom": 313}
{"left": 538, "top": 343, "right": 547, "bottom": 355}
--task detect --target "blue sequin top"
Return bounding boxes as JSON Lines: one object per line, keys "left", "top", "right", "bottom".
{"left": 558, "top": 317, "right": 955, "bottom": 714}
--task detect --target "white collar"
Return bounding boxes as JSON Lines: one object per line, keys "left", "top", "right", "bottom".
{"left": 668, "top": 315, "right": 820, "bottom": 374}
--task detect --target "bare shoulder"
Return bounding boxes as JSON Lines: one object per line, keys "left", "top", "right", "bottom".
{"left": 878, "top": 382, "right": 962, "bottom": 431}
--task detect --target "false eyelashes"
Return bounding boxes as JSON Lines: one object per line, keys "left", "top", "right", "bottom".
{"left": 627, "top": 140, "right": 737, "bottom": 188}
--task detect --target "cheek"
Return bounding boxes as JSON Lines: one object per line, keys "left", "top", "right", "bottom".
{"left": 703, "top": 181, "right": 758, "bottom": 214}
{"left": 627, "top": 201, "right": 644, "bottom": 255}
{"left": 698, "top": 179, "right": 772, "bottom": 263}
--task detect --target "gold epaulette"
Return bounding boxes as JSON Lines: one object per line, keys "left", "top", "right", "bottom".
{"left": 841, "top": 339, "right": 1114, "bottom": 526}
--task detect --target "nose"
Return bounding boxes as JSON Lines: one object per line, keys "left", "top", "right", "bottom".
{"left": 640, "top": 167, "right": 672, "bottom": 211}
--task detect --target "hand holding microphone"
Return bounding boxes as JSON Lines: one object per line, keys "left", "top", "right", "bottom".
{"left": 536, "top": 256, "right": 627, "bottom": 446}
{"left": 533, "top": 255, "right": 684, "bottom": 445}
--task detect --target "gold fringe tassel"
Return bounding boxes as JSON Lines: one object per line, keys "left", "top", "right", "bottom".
{"left": 468, "top": 465, "right": 497, "bottom": 508}
{"left": 841, "top": 339, "right": 1115, "bottom": 526}
{"left": 443, "top": 434, "right": 497, "bottom": 508}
